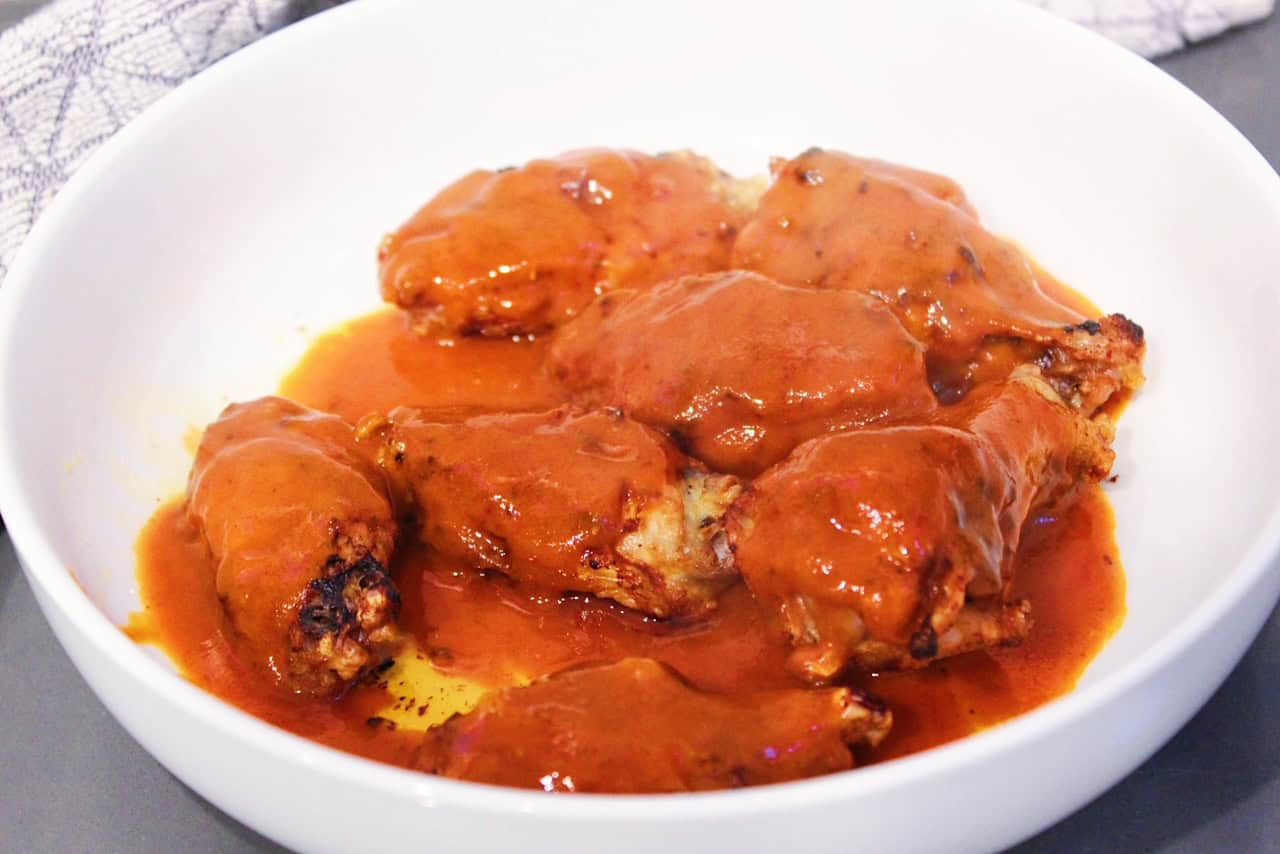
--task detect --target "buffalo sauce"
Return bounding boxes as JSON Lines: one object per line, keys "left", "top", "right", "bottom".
{"left": 129, "top": 305, "right": 1124, "bottom": 777}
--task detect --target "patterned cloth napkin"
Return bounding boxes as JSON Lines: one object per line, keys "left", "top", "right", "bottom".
{"left": 1027, "top": 0, "right": 1275, "bottom": 56}
{"left": 0, "top": 0, "right": 1275, "bottom": 282}
{"left": 0, "top": 0, "right": 329, "bottom": 281}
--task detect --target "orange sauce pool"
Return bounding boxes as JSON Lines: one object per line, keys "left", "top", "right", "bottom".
{"left": 128, "top": 307, "right": 1125, "bottom": 772}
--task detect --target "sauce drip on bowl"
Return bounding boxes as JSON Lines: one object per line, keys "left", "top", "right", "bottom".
{"left": 128, "top": 308, "right": 1124, "bottom": 773}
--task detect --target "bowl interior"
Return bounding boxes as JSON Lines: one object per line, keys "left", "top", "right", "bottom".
{"left": 3, "top": 0, "right": 1279, "bottom": 782}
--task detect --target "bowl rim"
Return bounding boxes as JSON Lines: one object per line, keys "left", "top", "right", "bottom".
{"left": 2, "top": 0, "right": 1280, "bottom": 822}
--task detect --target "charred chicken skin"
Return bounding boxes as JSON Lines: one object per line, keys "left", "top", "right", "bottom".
{"left": 725, "top": 367, "right": 1115, "bottom": 683}
{"left": 374, "top": 406, "right": 742, "bottom": 618}
{"left": 415, "top": 658, "right": 891, "bottom": 792}
{"left": 187, "top": 397, "right": 401, "bottom": 695}
{"left": 731, "top": 148, "right": 1144, "bottom": 413}
{"left": 548, "top": 270, "right": 938, "bottom": 476}
{"left": 378, "top": 149, "right": 758, "bottom": 338}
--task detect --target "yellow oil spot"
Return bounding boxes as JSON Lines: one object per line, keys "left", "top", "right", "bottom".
{"left": 182, "top": 425, "right": 204, "bottom": 456}
{"left": 375, "top": 642, "right": 530, "bottom": 731}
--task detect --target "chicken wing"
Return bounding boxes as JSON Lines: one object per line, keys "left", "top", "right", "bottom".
{"left": 187, "top": 397, "right": 401, "bottom": 694}
{"left": 414, "top": 658, "right": 891, "bottom": 792}
{"left": 379, "top": 149, "right": 757, "bottom": 337}
{"left": 548, "top": 270, "right": 938, "bottom": 476}
{"left": 725, "top": 367, "right": 1114, "bottom": 683}
{"left": 731, "top": 148, "right": 1144, "bottom": 413}
{"left": 374, "top": 407, "right": 742, "bottom": 618}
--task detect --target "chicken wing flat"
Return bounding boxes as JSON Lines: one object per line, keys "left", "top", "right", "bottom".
{"left": 379, "top": 149, "right": 757, "bottom": 337}
{"left": 731, "top": 148, "right": 1144, "bottom": 413}
{"left": 548, "top": 270, "right": 938, "bottom": 476}
{"left": 725, "top": 368, "right": 1114, "bottom": 683}
{"left": 414, "top": 658, "right": 891, "bottom": 792}
{"left": 376, "top": 407, "right": 742, "bottom": 618}
{"left": 187, "top": 397, "right": 401, "bottom": 694}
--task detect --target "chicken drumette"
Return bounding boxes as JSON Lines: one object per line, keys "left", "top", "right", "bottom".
{"left": 725, "top": 368, "right": 1114, "bottom": 683}
{"left": 548, "top": 270, "right": 938, "bottom": 476}
{"left": 187, "top": 397, "right": 401, "bottom": 695}
{"left": 731, "top": 148, "right": 1145, "bottom": 413}
{"left": 372, "top": 406, "right": 742, "bottom": 618}
{"left": 415, "top": 658, "right": 891, "bottom": 792}
{"left": 379, "top": 149, "right": 758, "bottom": 337}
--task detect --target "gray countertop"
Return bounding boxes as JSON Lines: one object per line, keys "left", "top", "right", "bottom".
{"left": 2, "top": 6, "right": 1279, "bottom": 852}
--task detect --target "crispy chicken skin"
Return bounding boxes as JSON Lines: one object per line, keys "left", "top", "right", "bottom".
{"left": 414, "top": 658, "right": 891, "bottom": 792}
{"left": 548, "top": 270, "right": 938, "bottom": 476}
{"left": 732, "top": 148, "right": 1145, "bottom": 413}
{"left": 378, "top": 149, "right": 756, "bottom": 337}
{"left": 376, "top": 407, "right": 742, "bottom": 618}
{"left": 725, "top": 368, "right": 1114, "bottom": 682}
{"left": 187, "top": 397, "right": 401, "bottom": 695}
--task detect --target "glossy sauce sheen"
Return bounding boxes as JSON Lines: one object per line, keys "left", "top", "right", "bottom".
{"left": 130, "top": 308, "right": 1124, "bottom": 770}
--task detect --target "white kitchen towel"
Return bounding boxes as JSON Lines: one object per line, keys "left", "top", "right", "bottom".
{"left": 0, "top": 0, "right": 1274, "bottom": 283}
{"left": 1027, "top": 0, "right": 1275, "bottom": 57}
{"left": 0, "top": 0, "right": 330, "bottom": 282}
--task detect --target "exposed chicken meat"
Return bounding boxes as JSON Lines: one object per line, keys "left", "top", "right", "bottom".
{"left": 725, "top": 368, "right": 1114, "bottom": 682}
{"left": 379, "top": 149, "right": 758, "bottom": 337}
{"left": 548, "top": 270, "right": 937, "bottom": 476}
{"left": 414, "top": 658, "right": 891, "bottom": 792}
{"left": 731, "top": 148, "right": 1145, "bottom": 413}
{"left": 187, "top": 396, "right": 401, "bottom": 694}
{"left": 374, "top": 406, "right": 742, "bottom": 618}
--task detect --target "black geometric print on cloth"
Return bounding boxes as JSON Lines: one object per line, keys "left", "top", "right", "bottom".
{"left": 0, "top": 0, "right": 338, "bottom": 282}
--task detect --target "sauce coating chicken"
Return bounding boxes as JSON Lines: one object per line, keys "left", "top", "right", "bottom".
{"left": 732, "top": 148, "right": 1144, "bottom": 412}
{"left": 726, "top": 368, "right": 1114, "bottom": 683}
{"left": 415, "top": 658, "right": 891, "bottom": 792}
{"left": 379, "top": 149, "right": 757, "bottom": 337}
{"left": 149, "top": 146, "right": 1146, "bottom": 794}
{"left": 548, "top": 270, "right": 938, "bottom": 476}
{"left": 186, "top": 397, "right": 401, "bottom": 695}
{"left": 376, "top": 406, "right": 742, "bottom": 618}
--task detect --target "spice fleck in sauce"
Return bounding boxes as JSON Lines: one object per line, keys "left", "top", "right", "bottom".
{"left": 129, "top": 307, "right": 1124, "bottom": 773}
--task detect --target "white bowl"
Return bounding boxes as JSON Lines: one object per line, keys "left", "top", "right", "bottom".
{"left": 3, "top": 0, "right": 1279, "bottom": 851}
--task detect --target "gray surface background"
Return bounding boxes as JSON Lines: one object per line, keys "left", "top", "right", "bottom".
{"left": 1, "top": 3, "right": 1278, "bottom": 851}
